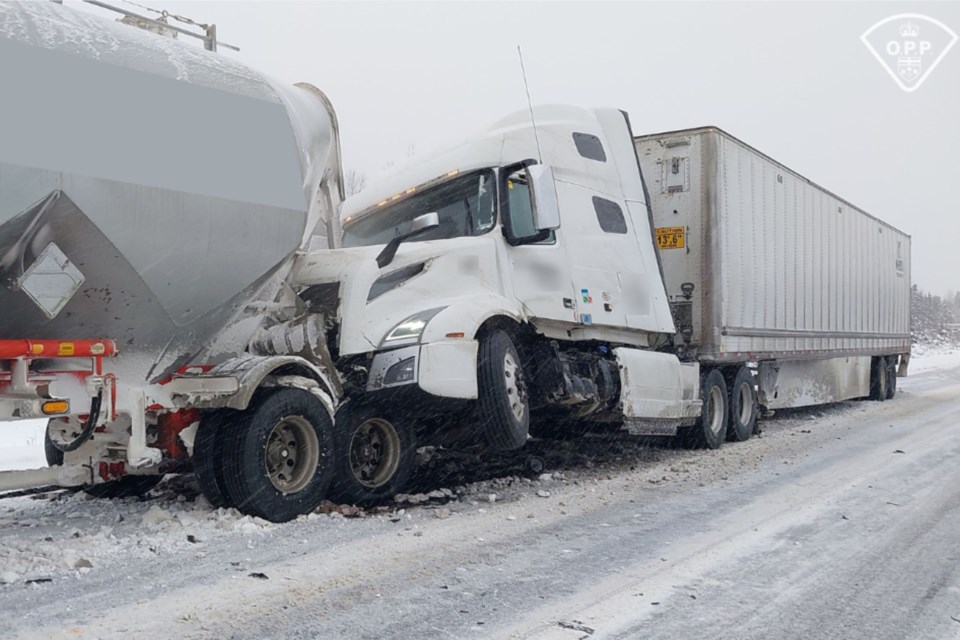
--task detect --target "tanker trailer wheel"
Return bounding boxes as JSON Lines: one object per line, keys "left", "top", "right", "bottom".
{"left": 193, "top": 410, "right": 237, "bottom": 508}
{"left": 726, "top": 366, "right": 757, "bottom": 442}
{"left": 869, "top": 357, "right": 889, "bottom": 401}
{"left": 44, "top": 424, "right": 161, "bottom": 498}
{"left": 885, "top": 357, "right": 898, "bottom": 400}
{"left": 679, "top": 369, "right": 728, "bottom": 450}
{"left": 477, "top": 330, "right": 530, "bottom": 451}
{"left": 220, "top": 388, "right": 335, "bottom": 522}
{"left": 330, "top": 403, "right": 416, "bottom": 505}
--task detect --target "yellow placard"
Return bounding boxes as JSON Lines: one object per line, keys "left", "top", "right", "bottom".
{"left": 656, "top": 226, "right": 685, "bottom": 250}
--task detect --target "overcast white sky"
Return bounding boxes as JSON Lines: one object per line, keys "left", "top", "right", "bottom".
{"left": 69, "top": 0, "right": 960, "bottom": 297}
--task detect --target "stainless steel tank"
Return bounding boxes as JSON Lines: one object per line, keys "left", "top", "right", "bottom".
{"left": 0, "top": 1, "right": 342, "bottom": 381}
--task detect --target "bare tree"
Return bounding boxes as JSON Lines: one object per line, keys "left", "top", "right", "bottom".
{"left": 344, "top": 169, "right": 367, "bottom": 197}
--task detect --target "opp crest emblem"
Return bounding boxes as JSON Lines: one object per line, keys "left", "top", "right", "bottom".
{"left": 861, "top": 14, "right": 957, "bottom": 92}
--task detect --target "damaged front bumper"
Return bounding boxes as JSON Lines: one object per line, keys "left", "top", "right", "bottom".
{"left": 366, "top": 340, "right": 479, "bottom": 400}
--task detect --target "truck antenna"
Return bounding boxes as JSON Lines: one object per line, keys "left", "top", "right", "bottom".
{"left": 517, "top": 45, "right": 543, "bottom": 164}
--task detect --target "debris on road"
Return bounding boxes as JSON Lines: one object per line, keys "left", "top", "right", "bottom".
{"left": 557, "top": 620, "right": 595, "bottom": 635}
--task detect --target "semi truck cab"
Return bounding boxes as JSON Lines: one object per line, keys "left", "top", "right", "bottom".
{"left": 294, "top": 105, "right": 703, "bottom": 454}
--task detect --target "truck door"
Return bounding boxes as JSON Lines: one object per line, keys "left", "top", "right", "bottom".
{"left": 500, "top": 165, "right": 577, "bottom": 325}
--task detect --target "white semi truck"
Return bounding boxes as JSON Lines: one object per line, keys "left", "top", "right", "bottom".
{"left": 0, "top": 2, "right": 911, "bottom": 521}
{"left": 309, "top": 105, "right": 910, "bottom": 473}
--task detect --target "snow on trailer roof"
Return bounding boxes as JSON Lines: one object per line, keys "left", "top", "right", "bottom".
{"left": 634, "top": 126, "right": 911, "bottom": 239}
{"left": 0, "top": 0, "right": 277, "bottom": 101}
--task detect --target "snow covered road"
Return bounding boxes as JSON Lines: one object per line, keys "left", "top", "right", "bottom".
{"left": 1, "top": 357, "right": 960, "bottom": 639}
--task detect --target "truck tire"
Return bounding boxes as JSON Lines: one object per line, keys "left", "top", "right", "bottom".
{"left": 477, "top": 330, "right": 529, "bottom": 451}
{"left": 44, "top": 425, "right": 62, "bottom": 467}
{"left": 220, "top": 388, "right": 335, "bottom": 523}
{"left": 869, "top": 357, "right": 888, "bottom": 401}
{"left": 193, "top": 410, "right": 236, "bottom": 509}
{"left": 727, "top": 366, "right": 757, "bottom": 442}
{"left": 330, "top": 403, "right": 416, "bottom": 505}
{"left": 680, "top": 369, "right": 728, "bottom": 450}
{"left": 885, "top": 357, "right": 898, "bottom": 400}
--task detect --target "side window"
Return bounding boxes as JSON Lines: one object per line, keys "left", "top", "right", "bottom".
{"left": 573, "top": 132, "right": 607, "bottom": 162}
{"left": 503, "top": 166, "right": 556, "bottom": 245}
{"left": 505, "top": 169, "right": 537, "bottom": 239}
{"left": 593, "top": 196, "right": 627, "bottom": 234}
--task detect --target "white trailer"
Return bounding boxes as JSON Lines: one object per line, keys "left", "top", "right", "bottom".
{"left": 636, "top": 127, "right": 911, "bottom": 428}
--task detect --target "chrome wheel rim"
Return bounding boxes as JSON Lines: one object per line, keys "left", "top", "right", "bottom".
{"left": 738, "top": 382, "right": 753, "bottom": 426}
{"left": 503, "top": 351, "right": 527, "bottom": 423}
{"left": 264, "top": 415, "right": 319, "bottom": 494}
{"left": 349, "top": 418, "right": 401, "bottom": 489}
{"left": 708, "top": 386, "right": 725, "bottom": 435}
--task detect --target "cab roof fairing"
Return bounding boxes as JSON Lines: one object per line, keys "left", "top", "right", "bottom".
{"left": 340, "top": 104, "right": 624, "bottom": 226}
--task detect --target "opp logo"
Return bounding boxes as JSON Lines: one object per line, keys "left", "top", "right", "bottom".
{"left": 862, "top": 14, "right": 957, "bottom": 92}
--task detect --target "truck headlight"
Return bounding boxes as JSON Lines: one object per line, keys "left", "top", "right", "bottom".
{"left": 380, "top": 307, "right": 446, "bottom": 348}
{"left": 383, "top": 357, "right": 417, "bottom": 385}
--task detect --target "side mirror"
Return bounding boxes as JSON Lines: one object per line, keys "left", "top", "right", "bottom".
{"left": 411, "top": 211, "right": 439, "bottom": 232}
{"left": 528, "top": 165, "right": 561, "bottom": 231}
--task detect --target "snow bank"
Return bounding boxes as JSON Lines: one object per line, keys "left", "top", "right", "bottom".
{"left": 0, "top": 420, "right": 47, "bottom": 472}
{"left": 908, "top": 346, "right": 960, "bottom": 374}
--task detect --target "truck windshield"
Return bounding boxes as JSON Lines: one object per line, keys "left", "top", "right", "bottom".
{"left": 342, "top": 170, "right": 496, "bottom": 248}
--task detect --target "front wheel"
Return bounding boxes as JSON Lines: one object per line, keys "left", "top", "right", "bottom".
{"left": 330, "top": 403, "right": 416, "bottom": 505}
{"left": 680, "top": 369, "right": 728, "bottom": 450}
{"left": 220, "top": 388, "right": 335, "bottom": 523}
{"left": 477, "top": 330, "right": 529, "bottom": 451}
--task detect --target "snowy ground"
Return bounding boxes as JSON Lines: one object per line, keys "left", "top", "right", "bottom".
{"left": 0, "top": 349, "right": 959, "bottom": 639}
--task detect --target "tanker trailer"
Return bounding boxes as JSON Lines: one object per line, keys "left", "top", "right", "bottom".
{"left": 0, "top": 0, "right": 346, "bottom": 522}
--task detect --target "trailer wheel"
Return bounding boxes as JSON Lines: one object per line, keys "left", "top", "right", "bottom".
{"left": 477, "top": 330, "right": 529, "bottom": 451}
{"left": 885, "top": 357, "right": 898, "bottom": 400}
{"left": 44, "top": 425, "right": 63, "bottom": 467}
{"left": 193, "top": 410, "right": 236, "bottom": 508}
{"left": 727, "top": 366, "right": 757, "bottom": 442}
{"left": 220, "top": 388, "right": 334, "bottom": 523}
{"left": 330, "top": 403, "right": 416, "bottom": 505}
{"left": 869, "top": 357, "right": 888, "bottom": 401}
{"left": 680, "top": 369, "right": 728, "bottom": 450}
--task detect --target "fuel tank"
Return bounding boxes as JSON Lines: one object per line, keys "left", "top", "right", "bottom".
{"left": 0, "top": 1, "right": 342, "bottom": 381}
